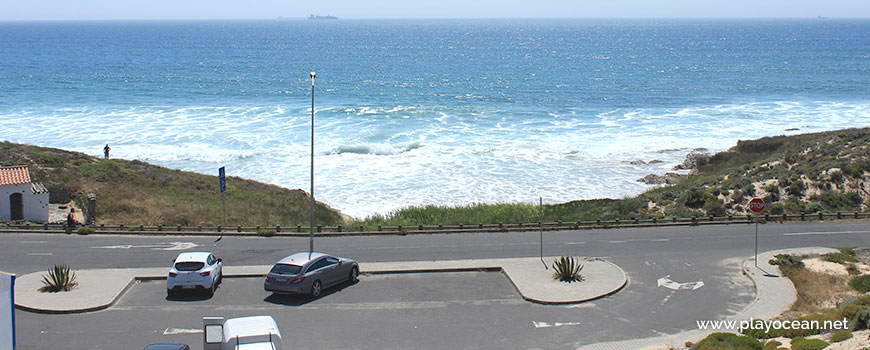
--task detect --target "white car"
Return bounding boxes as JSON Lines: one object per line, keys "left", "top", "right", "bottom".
{"left": 167, "top": 252, "right": 222, "bottom": 296}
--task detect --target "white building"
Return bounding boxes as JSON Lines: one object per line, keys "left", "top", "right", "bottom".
{"left": 0, "top": 166, "right": 49, "bottom": 222}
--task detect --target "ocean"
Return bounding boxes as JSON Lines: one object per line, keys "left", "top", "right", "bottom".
{"left": 1, "top": 19, "right": 868, "bottom": 218}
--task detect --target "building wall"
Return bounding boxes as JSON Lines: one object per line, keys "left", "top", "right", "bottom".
{"left": 0, "top": 184, "right": 49, "bottom": 222}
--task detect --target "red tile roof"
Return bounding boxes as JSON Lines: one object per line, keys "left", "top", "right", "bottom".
{"left": 0, "top": 165, "right": 31, "bottom": 186}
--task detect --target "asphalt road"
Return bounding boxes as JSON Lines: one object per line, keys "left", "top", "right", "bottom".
{"left": 4, "top": 220, "right": 870, "bottom": 349}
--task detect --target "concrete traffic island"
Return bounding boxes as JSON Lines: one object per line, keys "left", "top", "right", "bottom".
{"left": 14, "top": 256, "right": 628, "bottom": 313}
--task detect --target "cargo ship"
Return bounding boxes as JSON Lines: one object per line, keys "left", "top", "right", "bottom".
{"left": 308, "top": 14, "right": 338, "bottom": 20}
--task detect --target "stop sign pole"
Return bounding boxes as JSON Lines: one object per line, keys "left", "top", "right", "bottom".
{"left": 749, "top": 198, "right": 766, "bottom": 267}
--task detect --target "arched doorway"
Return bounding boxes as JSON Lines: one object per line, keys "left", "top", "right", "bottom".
{"left": 9, "top": 193, "right": 23, "bottom": 220}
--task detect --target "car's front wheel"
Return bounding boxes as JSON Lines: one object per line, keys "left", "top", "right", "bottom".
{"left": 349, "top": 266, "right": 359, "bottom": 283}
{"left": 311, "top": 280, "right": 322, "bottom": 297}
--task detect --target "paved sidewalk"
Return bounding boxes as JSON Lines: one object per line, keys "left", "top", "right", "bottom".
{"left": 14, "top": 256, "right": 627, "bottom": 313}
{"left": 577, "top": 247, "right": 838, "bottom": 350}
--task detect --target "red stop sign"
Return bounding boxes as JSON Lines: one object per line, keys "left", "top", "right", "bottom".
{"left": 748, "top": 198, "right": 765, "bottom": 213}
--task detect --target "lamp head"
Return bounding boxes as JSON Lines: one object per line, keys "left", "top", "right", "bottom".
{"left": 310, "top": 72, "right": 316, "bottom": 79}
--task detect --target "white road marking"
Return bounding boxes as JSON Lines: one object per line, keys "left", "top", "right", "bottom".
{"left": 660, "top": 290, "right": 676, "bottom": 306}
{"left": 21, "top": 240, "right": 48, "bottom": 243}
{"left": 608, "top": 240, "right": 627, "bottom": 244}
{"left": 163, "top": 328, "right": 202, "bottom": 335}
{"left": 27, "top": 253, "right": 53, "bottom": 256}
{"left": 783, "top": 230, "right": 870, "bottom": 236}
{"left": 533, "top": 321, "right": 583, "bottom": 328}
{"left": 564, "top": 242, "right": 586, "bottom": 245}
{"left": 91, "top": 242, "right": 201, "bottom": 250}
{"left": 657, "top": 275, "right": 704, "bottom": 291}
{"left": 649, "top": 239, "right": 670, "bottom": 242}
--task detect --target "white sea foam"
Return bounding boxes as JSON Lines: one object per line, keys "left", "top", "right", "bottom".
{"left": 1, "top": 101, "right": 868, "bottom": 218}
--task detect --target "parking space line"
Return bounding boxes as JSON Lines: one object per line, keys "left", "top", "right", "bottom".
{"left": 163, "top": 328, "right": 202, "bottom": 335}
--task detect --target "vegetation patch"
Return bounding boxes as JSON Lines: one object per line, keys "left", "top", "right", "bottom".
{"left": 693, "top": 332, "right": 762, "bottom": 349}
{"left": 850, "top": 275, "right": 870, "bottom": 293}
{"left": 830, "top": 329, "right": 853, "bottom": 343}
{"left": 39, "top": 265, "right": 78, "bottom": 293}
{"left": 552, "top": 256, "right": 584, "bottom": 282}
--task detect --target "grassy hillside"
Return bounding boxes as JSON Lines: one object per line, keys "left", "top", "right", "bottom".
{"left": 0, "top": 142, "right": 343, "bottom": 226}
{"left": 355, "top": 128, "right": 870, "bottom": 227}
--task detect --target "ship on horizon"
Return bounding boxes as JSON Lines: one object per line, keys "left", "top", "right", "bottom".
{"left": 309, "top": 14, "right": 338, "bottom": 20}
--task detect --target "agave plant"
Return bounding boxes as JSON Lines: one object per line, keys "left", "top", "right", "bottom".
{"left": 552, "top": 256, "right": 584, "bottom": 282}
{"left": 39, "top": 264, "right": 78, "bottom": 292}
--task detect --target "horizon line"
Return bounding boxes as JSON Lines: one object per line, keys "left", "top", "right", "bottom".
{"left": 1, "top": 16, "right": 868, "bottom": 22}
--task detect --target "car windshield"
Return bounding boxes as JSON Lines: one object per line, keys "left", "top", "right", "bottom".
{"left": 270, "top": 264, "right": 303, "bottom": 275}
{"left": 174, "top": 262, "right": 205, "bottom": 271}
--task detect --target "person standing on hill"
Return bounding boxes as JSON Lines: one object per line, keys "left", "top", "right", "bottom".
{"left": 103, "top": 144, "right": 111, "bottom": 159}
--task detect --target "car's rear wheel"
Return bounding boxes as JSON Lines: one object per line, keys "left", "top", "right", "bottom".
{"left": 167, "top": 289, "right": 174, "bottom": 298}
{"left": 207, "top": 282, "right": 216, "bottom": 297}
{"left": 311, "top": 280, "right": 322, "bottom": 297}
{"left": 349, "top": 266, "right": 359, "bottom": 282}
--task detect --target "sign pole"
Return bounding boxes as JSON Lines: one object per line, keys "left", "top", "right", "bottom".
{"left": 748, "top": 198, "right": 765, "bottom": 268}
{"left": 217, "top": 167, "right": 227, "bottom": 244}
{"left": 540, "top": 196, "right": 547, "bottom": 269}
{"left": 309, "top": 72, "right": 316, "bottom": 259}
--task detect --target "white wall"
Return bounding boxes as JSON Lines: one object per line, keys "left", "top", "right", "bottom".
{"left": 0, "top": 184, "right": 49, "bottom": 222}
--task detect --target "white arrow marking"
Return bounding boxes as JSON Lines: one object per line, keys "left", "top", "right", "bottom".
{"left": 533, "top": 321, "right": 583, "bottom": 328}
{"left": 91, "top": 242, "right": 201, "bottom": 250}
{"left": 657, "top": 275, "right": 704, "bottom": 291}
{"left": 163, "top": 328, "right": 202, "bottom": 335}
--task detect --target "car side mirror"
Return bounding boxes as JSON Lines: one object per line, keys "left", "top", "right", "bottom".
{"left": 172, "top": 259, "right": 176, "bottom": 263}
{"left": 217, "top": 258, "right": 222, "bottom": 263}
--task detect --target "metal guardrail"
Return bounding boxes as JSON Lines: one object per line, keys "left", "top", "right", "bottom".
{"left": 2, "top": 211, "right": 869, "bottom": 236}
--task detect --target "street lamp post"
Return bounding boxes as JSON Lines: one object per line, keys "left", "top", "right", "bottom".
{"left": 309, "top": 72, "right": 316, "bottom": 259}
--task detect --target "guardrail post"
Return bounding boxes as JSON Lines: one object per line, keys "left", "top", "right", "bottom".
{"left": 297, "top": 224, "right": 302, "bottom": 232}
{"left": 397, "top": 225, "right": 402, "bottom": 232}
{"left": 596, "top": 219, "right": 601, "bottom": 225}
{"left": 198, "top": 225, "right": 202, "bottom": 232}
{"left": 691, "top": 217, "right": 697, "bottom": 225}
{"left": 672, "top": 217, "right": 677, "bottom": 223}
{"left": 459, "top": 223, "right": 464, "bottom": 229}
{"left": 728, "top": 215, "right": 733, "bottom": 221}
{"left": 25, "top": 223, "right": 30, "bottom": 230}
{"left": 256, "top": 225, "right": 260, "bottom": 232}
{"left": 819, "top": 212, "right": 823, "bottom": 220}
{"left": 217, "top": 225, "right": 222, "bottom": 232}
{"left": 359, "top": 225, "right": 364, "bottom": 232}
{"left": 100, "top": 224, "right": 104, "bottom": 230}
{"left": 764, "top": 214, "right": 769, "bottom": 221}
{"left": 498, "top": 223, "right": 503, "bottom": 229}
{"left": 800, "top": 213, "right": 805, "bottom": 221}
{"left": 652, "top": 218, "right": 657, "bottom": 224}
{"left": 782, "top": 213, "right": 787, "bottom": 221}
{"left": 709, "top": 216, "right": 714, "bottom": 222}
{"left": 557, "top": 220, "right": 562, "bottom": 226}
{"left": 44, "top": 223, "right": 48, "bottom": 230}
{"left": 157, "top": 225, "right": 162, "bottom": 231}
{"left": 337, "top": 225, "right": 342, "bottom": 233}
{"left": 838, "top": 212, "right": 842, "bottom": 219}
{"left": 276, "top": 225, "right": 280, "bottom": 233}
{"left": 177, "top": 225, "right": 181, "bottom": 232}
{"left": 377, "top": 225, "right": 382, "bottom": 231}
{"left": 439, "top": 224, "right": 443, "bottom": 230}
{"left": 419, "top": 224, "right": 424, "bottom": 231}
{"left": 317, "top": 225, "right": 322, "bottom": 233}
{"left": 633, "top": 217, "right": 638, "bottom": 224}
{"left": 237, "top": 225, "right": 241, "bottom": 232}
{"left": 856, "top": 212, "right": 860, "bottom": 219}
{"left": 120, "top": 224, "right": 124, "bottom": 230}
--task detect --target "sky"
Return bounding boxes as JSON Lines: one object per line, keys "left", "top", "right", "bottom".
{"left": 1, "top": 0, "right": 869, "bottom": 21}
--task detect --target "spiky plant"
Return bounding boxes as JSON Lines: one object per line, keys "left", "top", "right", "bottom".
{"left": 39, "top": 265, "right": 78, "bottom": 292}
{"left": 552, "top": 256, "right": 584, "bottom": 282}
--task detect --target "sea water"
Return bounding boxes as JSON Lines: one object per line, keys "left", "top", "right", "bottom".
{"left": 1, "top": 19, "right": 868, "bottom": 218}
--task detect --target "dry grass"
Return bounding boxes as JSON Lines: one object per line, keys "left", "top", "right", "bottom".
{"left": 781, "top": 265, "right": 857, "bottom": 317}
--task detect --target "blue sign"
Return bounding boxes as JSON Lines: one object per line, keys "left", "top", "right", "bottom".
{"left": 219, "top": 167, "right": 226, "bottom": 193}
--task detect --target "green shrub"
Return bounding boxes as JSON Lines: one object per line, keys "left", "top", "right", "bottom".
{"left": 695, "top": 332, "right": 762, "bottom": 350}
{"left": 850, "top": 275, "right": 870, "bottom": 293}
{"left": 76, "top": 226, "right": 94, "bottom": 235}
{"left": 847, "top": 264, "right": 861, "bottom": 275}
{"left": 39, "top": 265, "right": 78, "bottom": 292}
{"left": 841, "top": 248, "right": 856, "bottom": 256}
{"left": 790, "top": 337, "right": 828, "bottom": 350}
{"left": 787, "top": 180, "right": 805, "bottom": 197}
{"left": 840, "top": 304, "right": 865, "bottom": 320}
{"left": 552, "top": 256, "right": 584, "bottom": 282}
{"left": 844, "top": 164, "right": 864, "bottom": 178}
{"left": 821, "top": 192, "right": 863, "bottom": 211}
{"left": 830, "top": 329, "right": 853, "bottom": 343}
{"left": 761, "top": 340, "right": 784, "bottom": 350}
{"left": 851, "top": 309, "right": 870, "bottom": 331}
{"left": 681, "top": 189, "right": 707, "bottom": 208}
{"left": 769, "top": 254, "right": 804, "bottom": 268}
{"left": 823, "top": 252, "right": 859, "bottom": 264}
{"left": 257, "top": 229, "right": 277, "bottom": 237}
{"left": 830, "top": 170, "right": 844, "bottom": 183}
